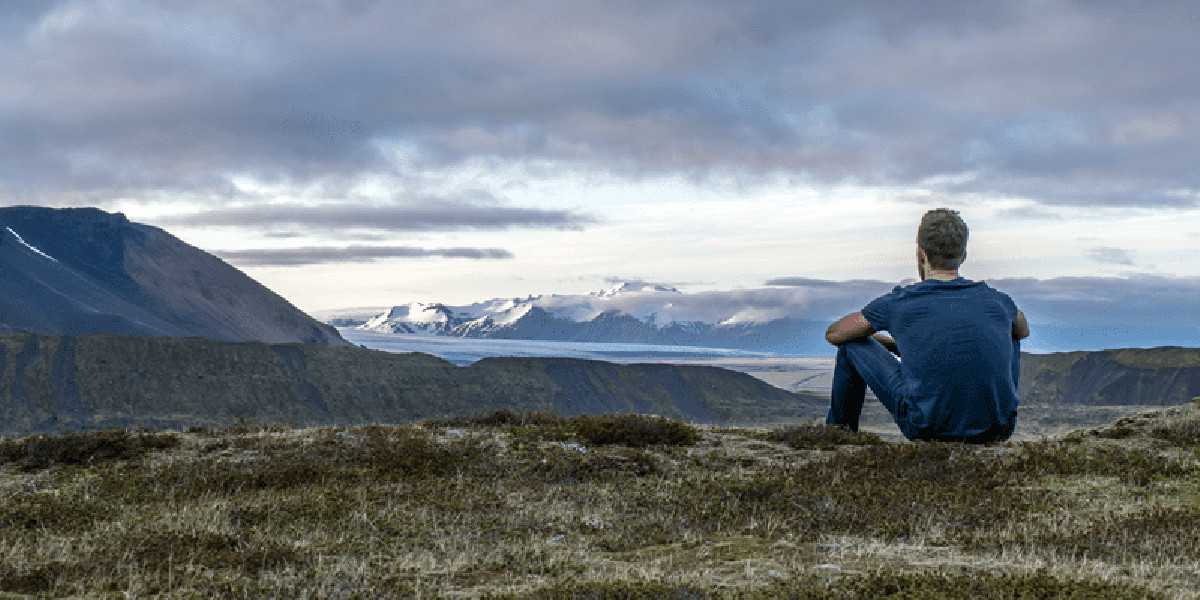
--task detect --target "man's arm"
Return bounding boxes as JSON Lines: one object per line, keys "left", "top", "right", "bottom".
{"left": 1013, "top": 310, "right": 1030, "bottom": 340}
{"left": 872, "top": 333, "right": 900, "bottom": 356}
{"left": 825, "top": 311, "right": 875, "bottom": 346}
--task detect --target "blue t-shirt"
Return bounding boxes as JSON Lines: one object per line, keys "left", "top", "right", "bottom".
{"left": 862, "top": 277, "right": 1020, "bottom": 440}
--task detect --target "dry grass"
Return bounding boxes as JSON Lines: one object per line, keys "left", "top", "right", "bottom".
{"left": 1, "top": 406, "right": 1198, "bottom": 598}
{"left": 765, "top": 424, "right": 885, "bottom": 450}
{"left": 431, "top": 411, "right": 701, "bottom": 448}
{"left": 0, "top": 430, "right": 178, "bottom": 471}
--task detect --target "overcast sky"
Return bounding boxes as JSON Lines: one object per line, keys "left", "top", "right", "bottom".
{"left": 3, "top": 1, "right": 1199, "bottom": 318}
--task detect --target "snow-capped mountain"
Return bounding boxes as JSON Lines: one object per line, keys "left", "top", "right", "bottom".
{"left": 350, "top": 282, "right": 832, "bottom": 354}
{"left": 591, "top": 281, "right": 681, "bottom": 297}
{"left": 361, "top": 303, "right": 461, "bottom": 335}
{"left": 330, "top": 275, "right": 1200, "bottom": 355}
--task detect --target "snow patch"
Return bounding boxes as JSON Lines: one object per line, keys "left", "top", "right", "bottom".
{"left": 593, "top": 281, "right": 681, "bottom": 297}
{"left": 489, "top": 303, "right": 532, "bottom": 326}
{"left": 4, "top": 227, "right": 58, "bottom": 262}
{"left": 719, "top": 308, "right": 787, "bottom": 326}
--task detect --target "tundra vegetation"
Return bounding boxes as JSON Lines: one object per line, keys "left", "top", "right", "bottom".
{"left": 1, "top": 405, "right": 1198, "bottom": 598}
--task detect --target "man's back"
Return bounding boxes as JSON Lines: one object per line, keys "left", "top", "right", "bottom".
{"left": 862, "top": 277, "right": 1019, "bottom": 440}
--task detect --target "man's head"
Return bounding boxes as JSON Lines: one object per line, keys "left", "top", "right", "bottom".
{"left": 916, "top": 208, "right": 969, "bottom": 272}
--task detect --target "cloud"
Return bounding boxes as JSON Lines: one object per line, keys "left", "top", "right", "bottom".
{"left": 993, "top": 205, "right": 1064, "bottom": 221}
{"left": 601, "top": 276, "right": 707, "bottom": 288}
{"left": 763, "top": 274, "right": 1200, "bottom": 329}
{"left": 1085, "top": 246, "right": 1136, "bottom": 266}
{"left": 158, "top": 197, "right": 593, "bottom": 233}
{"left": 2, "top": 2, "right": 1198, "bottom": 208}
{"left": 504, "top": 278, "right": 897, "bottom": 325}
{"left": 389, "top": 274, "right": 1200, "bottom": 350}
{"left": 216, "top": 245, "right": 514, "bottom": 267}
{"left": 765, "top": 277, "right": 902, "bottom": 289}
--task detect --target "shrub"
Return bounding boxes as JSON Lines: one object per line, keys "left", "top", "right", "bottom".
{"left": 1010, "top": 441, "right": 1191, "bottom": 486}
{"left": 0, "top": 430, "right": 178, "bottom": 471}
{"left": 787, "top": 570, "right": 1163, "bottom": 599}
{"left": 96, "top": 426, "right": 496, "bottom": 502}
{"left": 1012, "top": 506, "right": 1200, "bottom": 563}
{"left": 1149, "top": 418, "right": 1200, "bottom": 446}
{"left": 0, "top": 564, "right": 58, "bottom": 595}
{"left": 1092, "top": 423, "right": 1140, "bottom": 440}
{"left": 607, "top": 442, "right": 1041, "bottom": 549}
{"left": 427, "top": 411, "right": 700, "bottom": 447}
{"left": 117, "top": 529, "right": 306, "bottom": 574}
{"left": 501, "top": 570, "right": 1161, "bottom": 599}
{"left": 570, "top": 414, "right": 700, "bottom": 447}
{"left": 184, "top": 423, "right": 289, "bottom": 436}
{"left": 527, "top": 446, "right": 660, "bottom": 485}
{"left": 766, "top": 424, "right": 884, "bottom": 450}
{"left": 429, "top": 409, "right": 565, "bottom": 428}
{"left": 357, "top": 426, "right": 494, "bottom": 476}
{"left": 0, "top": 493, "right": 108, "bottom": 532}
{"left": 489, "top": 580, "right": 707, "bottom": 599}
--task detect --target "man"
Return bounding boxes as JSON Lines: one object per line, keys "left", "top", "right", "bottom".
{"left": 824, "top": 208, "right": 1030, "bottom": 442}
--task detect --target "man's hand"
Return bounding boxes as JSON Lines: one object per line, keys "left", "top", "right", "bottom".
{"left": 873, "top": 333, "right": 900, "bottom": 356}
{"left": 1013, "top": 310, "right": 1030, "bottom": 341}
{"left": 825, "top": 312, "right": 875, "bottom": 346}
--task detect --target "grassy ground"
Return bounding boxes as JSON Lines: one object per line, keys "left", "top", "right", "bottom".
{"left": 852, "top": 401, "right": 1166, "bottom": 441}
{"left": 1, "top": 406, "right": 1198, "bottom": 598}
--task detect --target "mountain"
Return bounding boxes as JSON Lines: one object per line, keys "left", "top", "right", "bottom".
{"left": 352, "top": 283, "right": 831, "bottom": 354}
{"left": 339, "top": 278, "right": 1200, "bottom": 354}
{"left": 0, "top": 331, "right": 822, "bottom": 435}
{"left": 1021, "top": 347, "right": 1200, "bottom": 405}
{"left": 361, "top": 303, "right": 467, "bottom": 335}
{"left": 0, "top": 206, "right": 343, "bottom": 344}
{"left": 3, "top": 328, "right": 1197, "bottom": 436}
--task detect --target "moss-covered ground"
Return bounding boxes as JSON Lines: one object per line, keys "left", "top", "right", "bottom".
{"left": 2, "top": 406, "right": 1198, "bottom": 598}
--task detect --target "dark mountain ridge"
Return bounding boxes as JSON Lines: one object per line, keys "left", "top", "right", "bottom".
{"left": 0, "top": 206, "right": 343, "bottom": 344}
{"left": 2, "top": 330, "right": 1197, "bottom": 436}
{"left": 1021, "top": 346, "right": 1200, "bottom": 406}
{"left": 0, "top": 332, "right": 821, "bottom": 435}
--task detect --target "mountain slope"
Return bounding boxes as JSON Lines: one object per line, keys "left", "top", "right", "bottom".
{"left": 1021, "top": 347, "right": 1200, "bottom": 405}
{"left": 0, "top": 206, "right": 343, "bottom": 344}
{"left": 0, "top": 332, "right": 822, "bottom": 435}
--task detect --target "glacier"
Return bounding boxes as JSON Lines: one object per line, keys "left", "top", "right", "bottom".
{"left": 349, "top": 281, "right": 836, "bottom": 355}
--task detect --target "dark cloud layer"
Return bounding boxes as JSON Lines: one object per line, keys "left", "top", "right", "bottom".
{"left": 216, "top": 245, "right": 514, "bottom": 266}
{"left": 159, "top": 197, "right": 592, "bottom": 233}
{"left": 1085, "top": 246, "right": 1136, "bottom": 266}
{"left": 764, "top": 277, "right": 902, "bottom": 289}
{"left": 2, "top": 2, "right": 1198, "bottom": 208}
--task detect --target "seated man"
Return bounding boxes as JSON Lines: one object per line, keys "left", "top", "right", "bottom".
{"left": 824, "top": 208, "right": 1030, "bottom": 442}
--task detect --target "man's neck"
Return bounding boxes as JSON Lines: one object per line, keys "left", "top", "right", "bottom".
{"left": 924, "top": 269, "right": 960, "bottom": 281}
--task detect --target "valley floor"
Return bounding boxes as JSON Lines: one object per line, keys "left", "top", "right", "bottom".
{"left": 2, "top": 405, "right": 1199, "bottom": 598}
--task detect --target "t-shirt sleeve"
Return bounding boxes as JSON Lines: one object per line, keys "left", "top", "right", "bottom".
{"left": 996, "top": 290, "right": 1019, "bottom": 320}
{"left": 862, "top": 287, "right": 901, "bottom": 332}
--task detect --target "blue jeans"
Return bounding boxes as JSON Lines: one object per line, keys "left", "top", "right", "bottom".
{"left": 827, "top": 337, "right": 1020, "bottom": 442}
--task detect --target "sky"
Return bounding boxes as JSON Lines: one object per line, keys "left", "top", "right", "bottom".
{"left": 2, "top": 1, "right": 1199, "bottom": 329}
